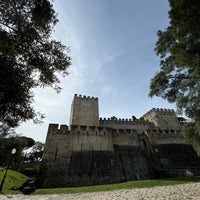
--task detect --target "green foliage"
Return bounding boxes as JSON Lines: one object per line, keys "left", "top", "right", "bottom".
{"left": 0, "top": 169, "right": 27, "bottom": 193}
{"left": 34, "top": 176, "right": 200, "bottom": 195}
{"left": 182, "top": 122, "right": 200, "bottom": 155}
{"left": 0, "top": 127, "right": 35, "bottom": 166}
{"left": 25, "top": 141, "right": 44, "bottom": 162}
{"left": 0, "top": 0, "right": 71, "bottom": 127}
{"left": 1, "top": 172, "right": 199, "bottom": 195}
{"left": 177, "top": 117, "right": 187, "bottom": 124}
{"left": 149, "top": 0, "right": 200, "bottom": 155}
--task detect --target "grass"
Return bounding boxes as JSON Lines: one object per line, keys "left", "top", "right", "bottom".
{"left": 0, "top": 169, "right": 27, "bottom": 194}
{"left": 0, "top": 169, "right": 200, "bottom": 195}
{"left": 34, "top": 176, "right": 200, "bottom": 195}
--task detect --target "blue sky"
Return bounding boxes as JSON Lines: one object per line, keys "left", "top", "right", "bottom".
{"left": 17, "top": 0, "right": 174, "bottom": 142}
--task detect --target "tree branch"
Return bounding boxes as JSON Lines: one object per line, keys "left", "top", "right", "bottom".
{"left": 0, "top": 22, "right": 17, "bottom": 32}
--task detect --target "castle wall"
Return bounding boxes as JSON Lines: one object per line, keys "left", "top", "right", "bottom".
{"left": 65, "top": 146, "right": 155, "bottom": 186}
{"left": 41, "top": 95, "right": 200, "bottom": 188}
{"left": 143, "top": 108, "right": 181, "bottom": 130}
{"left": 69, "top": 94, "right": 99, "bottom": 127}
{"left": 43, "top": 124, "right": 72, "bottom": 162}
{"left": 112, "top": 129, "right": 139, "bottom": 146}
{"left": 99, "top": 117, "right": 155, "bottom": 130}
{"left": 146, "top": 129, "right": 186, "bottom": 147}
{"left": 42, "top": 124, "right": 72, "bottom": 188}
{"left": 70, "top": 125, "right": 113, "bottom": 151}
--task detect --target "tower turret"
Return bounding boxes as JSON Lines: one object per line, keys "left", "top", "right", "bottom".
{"left": 69, "top": 94, "right": 99, "bottom": 127}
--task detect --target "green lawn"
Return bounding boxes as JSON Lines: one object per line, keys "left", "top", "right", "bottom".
{"left": 0, "top": 169, "right": 200, "bottom": 195}
{"left": 34, "top": 176, "right": 200, "bottom": 195}
{"left": 0, "top": 169, "right": 27, "bottom": 194}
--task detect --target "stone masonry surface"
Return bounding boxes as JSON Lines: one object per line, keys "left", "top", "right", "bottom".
{"left": 41, "top": 94, "right": 200, "bottom": 187}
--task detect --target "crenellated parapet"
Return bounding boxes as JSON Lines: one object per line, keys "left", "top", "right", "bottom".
{"left": 111, "top": 128, "right": 137, "bottom": 136}
{"left": 99, "top": 117, "right": 154, "bottom": 128}
{"left": 142, "top": 108, "right": 175, "bottom": 119}
{"left": 146, "top": 129, "right": 181, "bottom": 135}
{"left": 145, "top": 129, "right": 184, "bottom": 145}
{"left": 70, "top": 125, "right": 111, "bottom": 136}
{"left": 70, "top": 125, "right": 140, "bottom": 137}
{"left": 74, "top": 93, "right": 98, "bottom": 100}
{"left": 47, "top": 123, "right": 69, "bottom": 135}
{"left": 142, "top": 108, "right": 181, "bottom": 130}
{"left": 70, "top": 124, "right": 140, "bottom": 136}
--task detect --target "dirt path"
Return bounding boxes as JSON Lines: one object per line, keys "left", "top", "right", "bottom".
{"left": 1, "top": 182, "right": 200, "bottom": 200}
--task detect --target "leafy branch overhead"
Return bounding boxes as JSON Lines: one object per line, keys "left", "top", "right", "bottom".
{"left": 149, "top": 0, "right": 200, "bottom": 155}
{"left": 0, "top": 0, "right": 71, "bottom": 127}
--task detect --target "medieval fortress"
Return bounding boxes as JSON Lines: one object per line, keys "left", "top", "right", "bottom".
{"left": 42, "top": 94, "right": 200, "bottom": 188}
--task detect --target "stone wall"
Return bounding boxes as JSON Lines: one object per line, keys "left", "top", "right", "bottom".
{"left": 70, "top": 125, "right": 113, "bottom": 151}
{"left": 42, "top": 124, "right": 72, "bottom": 188}
{"left": 99, "top": 117, "right": 155, "bottom": 130}
{"left": 42, "top": 123, "right": 200, "bottom": 188}
{"left": 41, "top": 95, "right": 200, "bottom": 188}
{"left": 146, "top": 129, "right": 185, "bottom": 146}
{"left": 69, "top": 94, "right": 99, "bottom": 127}
{"left": 62, "top": 147, "right": 154, "bottom": 186}
{"left": 143, "top": 108, "right": 181, "bottom": 130}
{"left": 150, "top": 143, "right": 200, "bottom": 177}
{"left": 112, "top": 129, "right": 139, "bottom": 146}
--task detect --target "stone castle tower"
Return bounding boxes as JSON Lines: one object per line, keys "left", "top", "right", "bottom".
{"left": 69, "top": 94, "right": 99, "bottom": 126}
{"left": 143, "top": 108, "right": 181, "bottom": 130}
{"left": 41, "top": 94, "right": 200, "bottom": 188}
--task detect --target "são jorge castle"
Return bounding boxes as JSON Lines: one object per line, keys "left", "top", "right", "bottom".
{"left": 41, "top": 94, "right": 200, "bottom": 188}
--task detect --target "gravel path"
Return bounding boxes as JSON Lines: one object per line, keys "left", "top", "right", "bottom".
{"left": 1, "top": 182, "right": 200, "bottom": 200}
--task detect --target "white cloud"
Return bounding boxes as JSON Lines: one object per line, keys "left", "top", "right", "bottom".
{"left": 100, "top": 85, "right": 117, "bottom": 96}
{"left": 17, "top": 0, "right": 173, "bottom": 143}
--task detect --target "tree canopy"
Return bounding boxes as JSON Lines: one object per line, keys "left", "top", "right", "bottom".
{"left": 0, "top": 126, "right": 35, "bottom": 166}
{"left": 149, "top": 0, "right": 200, "bottom": 155}
{"left": 0, "top": 0, "right": 71, "bottom": 127}
{"left": 25, "top": 141, "right": 44, "bottom": 162}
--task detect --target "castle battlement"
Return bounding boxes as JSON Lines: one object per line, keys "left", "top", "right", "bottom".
{"left": 70, "top": 125, "right": 112, "bottom": 136}
{"left": 142, "top": 107, "right": 181, "bottom": 130}
{"left": 100, "top": 117, "right": 135, "bottom": 122}
{"left": 145, "top": 129, "right": 184, "bottom": 144}
{"left": 146, "top": 129, "right": 181, "bottom": 135}
{"left": 74, "top": 94, "right": 98, "bottom": 100}
{"left": 143, "top": 108, "right": 175, "bottom": 118}
{"left": 99, "top": 117, "right": 152, "bottom": 126}
{"left": 111, "top": 128, "right": 137, "bottom": 136}
{"left": 48, "top": 123, "right": 69, "bottom": 135}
